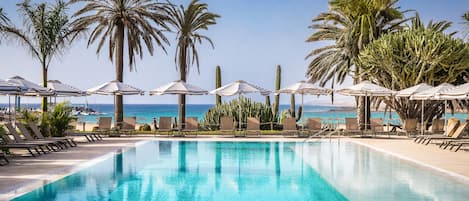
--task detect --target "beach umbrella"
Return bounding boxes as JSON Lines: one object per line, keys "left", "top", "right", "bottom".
{"left": 275, "top": 80, "right": 331, "bottom": 129}
{"left": 87, "top": 80, "right": 144, "bottom": 95}
{"left": 47, "top": 80, "right": 86, "bottom": 97}
{"left": 0, "top": 79, "right": 22, "bottom": 121}
{"left": 336, "top": 81, "right": 395, "bottom": 131}
{"left": 87, "top": 80, "right": 144, "bottom": 127}
{"left": 210, "top": 80, "right": 271, "bottom": 130}
{"left": 437, "top": 82, "right": 469, "bottom": 100}
{"left": 410, "top": 83, "right": 454, "bottom": 135}
{"left": 395, "top": 83, "right": 433, "bottom": 98}
{"left": 149, "top": 80, "right": 208, "bottom": 95}
{"left": 6, "top": 76, "right": 54, "bottom": 96}
{"left": 149, "top": 80, "right": 208, "bottom": 131}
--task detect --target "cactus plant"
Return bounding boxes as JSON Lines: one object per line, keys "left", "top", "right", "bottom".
{"left": 201, "top": 96, "right": 276, "bottom": 130}
{"left": 215, "top": 65, "right": 222, "bottom": 105}
{"left": 265, "top": 95, "right": 271, "bottom": 106}
{"left": 290, "top": 94, "right": 296, "bottom": 118}
{"left": 273, "top": 65, "right": 281, "bottom": 118}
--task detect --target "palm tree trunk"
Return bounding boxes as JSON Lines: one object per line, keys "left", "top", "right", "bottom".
{"left": 178, "top": 47, "right": 187, "bottom": 130}
{"left": 42, "top": 63, "right": 48, "bottom": 113}
{"left": 115, "top": 23, "right": 124, "bottom": 128}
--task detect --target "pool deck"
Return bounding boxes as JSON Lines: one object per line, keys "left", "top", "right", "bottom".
{"left": 0, "top": 135, "right": 468, "bottom": 200}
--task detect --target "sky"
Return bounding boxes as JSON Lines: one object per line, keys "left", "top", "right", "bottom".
{"left": 0, "top": 0, "right": 467, "bottom": 105}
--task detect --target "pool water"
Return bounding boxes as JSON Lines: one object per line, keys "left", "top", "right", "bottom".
{"left": 12, "top": 141, "right": 469, "bottom": 201}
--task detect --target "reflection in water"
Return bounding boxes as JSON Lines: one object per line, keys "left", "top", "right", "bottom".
{"left": 298, "top": 141, "right": 469, "bottom": 201}
{"left": 14, "top": 141, "right": 348, "bottom": 201}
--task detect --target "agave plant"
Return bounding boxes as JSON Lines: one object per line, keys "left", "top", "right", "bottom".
{"left": 201, "top": 96, "right": 277, "bottom": 130}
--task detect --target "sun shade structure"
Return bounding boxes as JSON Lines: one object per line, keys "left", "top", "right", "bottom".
{"left": 47, "top": 80, "right": 86, "bottom": 96}
{"left": 210, "top": 80, "right": 271, "bottom": 130}
{"left": 337, "top": 81, "right": 395, "bottom": 131}
{"left": 0, "top": 79, "right": 21, "bottom": 94}
{"left": 410, "top": 83, "right": 454, "bottom": 135}
{"left": 150, "top": 80, "right": 208, "bottom": 131}
{"left": 395, "top": 83, "right": 433, "bottom": 98}
{"left": 149, "top": 80, "right": 208, "bottom": 95}
{"left": 87, "top": 80, "right": 144, "bottom": 95}
{"left": 437, "top": 83, "right": 469, "bottom": 100}
{"left": 336, "top": 81, "right": 395, "bottom": 97}
{"left": 6, "top": 76, "right": 54, "bottom": 96}
{"left": 276, "top": 80, "right": 331, "bottom": 128}
{"left": 209, "top": 80, "right": 271, "bottom": 96}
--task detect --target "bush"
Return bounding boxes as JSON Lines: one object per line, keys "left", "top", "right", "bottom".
{"left": 201, "top": 96, "right": 278, "bottom": 130}
{"left": 47, "top": 102, "right": 76, "bottom": 137}
{"left": 139, "top": 124, "right": 151, "bottom": 131}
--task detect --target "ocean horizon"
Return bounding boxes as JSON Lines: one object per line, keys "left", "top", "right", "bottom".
{"left": 2, "top": 103, "right": 467, "bottom": 124}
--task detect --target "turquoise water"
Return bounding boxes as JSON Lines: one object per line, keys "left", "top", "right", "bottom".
{"left": 13, "top": 141, "right": 346, "bottom": 201}
{"left": 12, "top": 141, "right": 469, "bottom": 201}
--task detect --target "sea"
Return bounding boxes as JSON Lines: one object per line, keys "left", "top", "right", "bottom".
{"left": 2, "top": 103, "right": 468, "bottom": 125}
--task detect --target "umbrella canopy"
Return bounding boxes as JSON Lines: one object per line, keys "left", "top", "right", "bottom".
{"left": 396, "top": 83, "right": 433, "bottom": 98}
{"left": 437, "top": 83, "right": 469, "bottom": 100}
{"left": 87, "top": 80, "right": 144, "bottom": 95}
{"left": 0, "top": 79, "right": 21, "bottom": 95}
{"left": 275, "top": 80, "right": 331, "bottom": 95}
{"left": 6, "top": 76, "right": 54, "bottom": 96}
{"left": 210, "top": 80, "right": 270, "bottom": 96}
{"left": 149, "top": 80, "right": 208, "bottom": 96}
{"left": 410, "top": 83, "right": 454, "bottom": 100}
{"left": 47, "top": 80, "right": 86, "bottom": 96}
{"left": 336, "top": 81, "right": 395, "bottom": 96}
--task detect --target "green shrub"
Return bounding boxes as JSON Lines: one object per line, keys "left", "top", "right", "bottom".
{"left": 201, "top": 96, "right": 278, "bottom": 130}
{"left": 139, "top": 124, "right": 151, "bottom": 131}
{"left": 47, "top": 102, "right": 76, "bottom": 137}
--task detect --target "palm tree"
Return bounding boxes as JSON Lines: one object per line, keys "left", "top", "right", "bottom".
{"left": 166, "top": 0, "right": 219, "bottom": 128}
{"left": 70, "top": 0, "right": 171, "bottom": 126}
{"left": 305, "top": 0, "right": 408, "bottom": 129}
{"left": 0, "top": 8, "right": 10, "bottom": 36}
{"left": 4, "top": 0, "right": 81, "bottom": 112}
{"left": 463, "top": 11, "right": 469, "bottom": 38}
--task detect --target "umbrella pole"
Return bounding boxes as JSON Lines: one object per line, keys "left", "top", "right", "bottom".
{"left": 365, "top": 94, "right": 367, "bottom": 132}
{"left": 238, "top": 94, "right": 242, "bottom": 131}
{"left": 421, "top": 100, "right": 424, "bottom": 135}
{"left": 8, "top": 95, "right": 11, "bottom": 122}
{"left": 444, "top": 100, "right": 447, "bottom": 135}
{"left": 301, "top": 94, "right": 304, "bottom": 131}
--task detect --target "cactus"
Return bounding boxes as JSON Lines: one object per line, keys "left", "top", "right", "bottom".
{"left": 287, "top": 95, "right": 303, "bottom": 122}
{"left": 215, "top": 65, "right": 222, "bottom": 105}
{"left": 201, "top": 96, "right": 277, "bottom": 130}
{"left": 265, "top": 95, "right": 271, "bottom": 106}
{"left": 272, "top": 65, "right": 281, "bottom": 119}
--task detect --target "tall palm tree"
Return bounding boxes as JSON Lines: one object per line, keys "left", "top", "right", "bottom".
{"left": 463, "top": 11, "right": 469, "bottom": 38}
{"left": 4, "top": 0, "right": 81, "bottom": 112}
{"left": 305, "top": 0, "right": 408, "bottom": 129}
{"left": 166, "top": 0, "right": 219, "bottom": 128}
{"left": 70, "top": 0, "right": 171, "bottom": 126}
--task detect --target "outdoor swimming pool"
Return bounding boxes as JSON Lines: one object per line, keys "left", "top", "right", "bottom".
{"left": 12, "top": 140, "right": 469, "bottom": 201}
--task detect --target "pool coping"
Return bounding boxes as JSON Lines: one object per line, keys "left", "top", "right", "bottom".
{"left": 350, "top": 140, "right": 469, "bottom": 185}
{"left": 1, "top": 141, "right": 149, "bottom": 201}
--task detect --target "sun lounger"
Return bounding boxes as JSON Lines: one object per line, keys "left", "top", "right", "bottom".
{"left": 442, "top": 141, "right": 469, "bottom": 152}
{"left": 301, "top": 118, "right": 324, "bottom": 137}
{"left": 27, "top": 121, "right": 77, "bottom": 147}
{"left": 121, "top": 117, "right": 137, "bottom": 135}
{"left": 400, "top": 118, "right": 418, "bottom": 137}
{"left": 422, "top": 122, "right": 468, "bottom": 145}
{"left": 65, "top": 120, "right": 101, "bottom": 142}
{"left": 180, "top": 117, "right": 199, "bottom": 137}
{"left": 220, "top": 116, "right": 235, "bottom": 136}
{"left": 15, "top": 122, "right": 67, "bottom": 150}
{"left": 158, "top": 117, "right": 173, "bottom": 135}
{"left": 0, "top": 134, "right": 43, "bottom": 157}
{"left": 370, "top": 118, "right": 386, "bottom": 136}
{"left": 0, "top": 150, "right": 8, "bottom": 165}
{"left": 96, "top": 117, "right": 112, "bottom": 134}
{"left": 282, "top": 117, "right": 298, "bottom": 136}
{"left": 5, "top": 123, "right": 57, "bottom": 152}
{"left": 415, "top": 118, "right": 459, "bottom": 143}
{"left": 246, "top": 117, "right": 260, "bottom": 136}
{"left": 430, "top": 119, "right": 445, "bottom": 134}
{"left": 344, "top": 118, "right": 361, "bottom": 136}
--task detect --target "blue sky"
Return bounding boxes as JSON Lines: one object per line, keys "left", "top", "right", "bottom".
{"left": 0, "top": 0, "right": 467, "bottom": 105}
